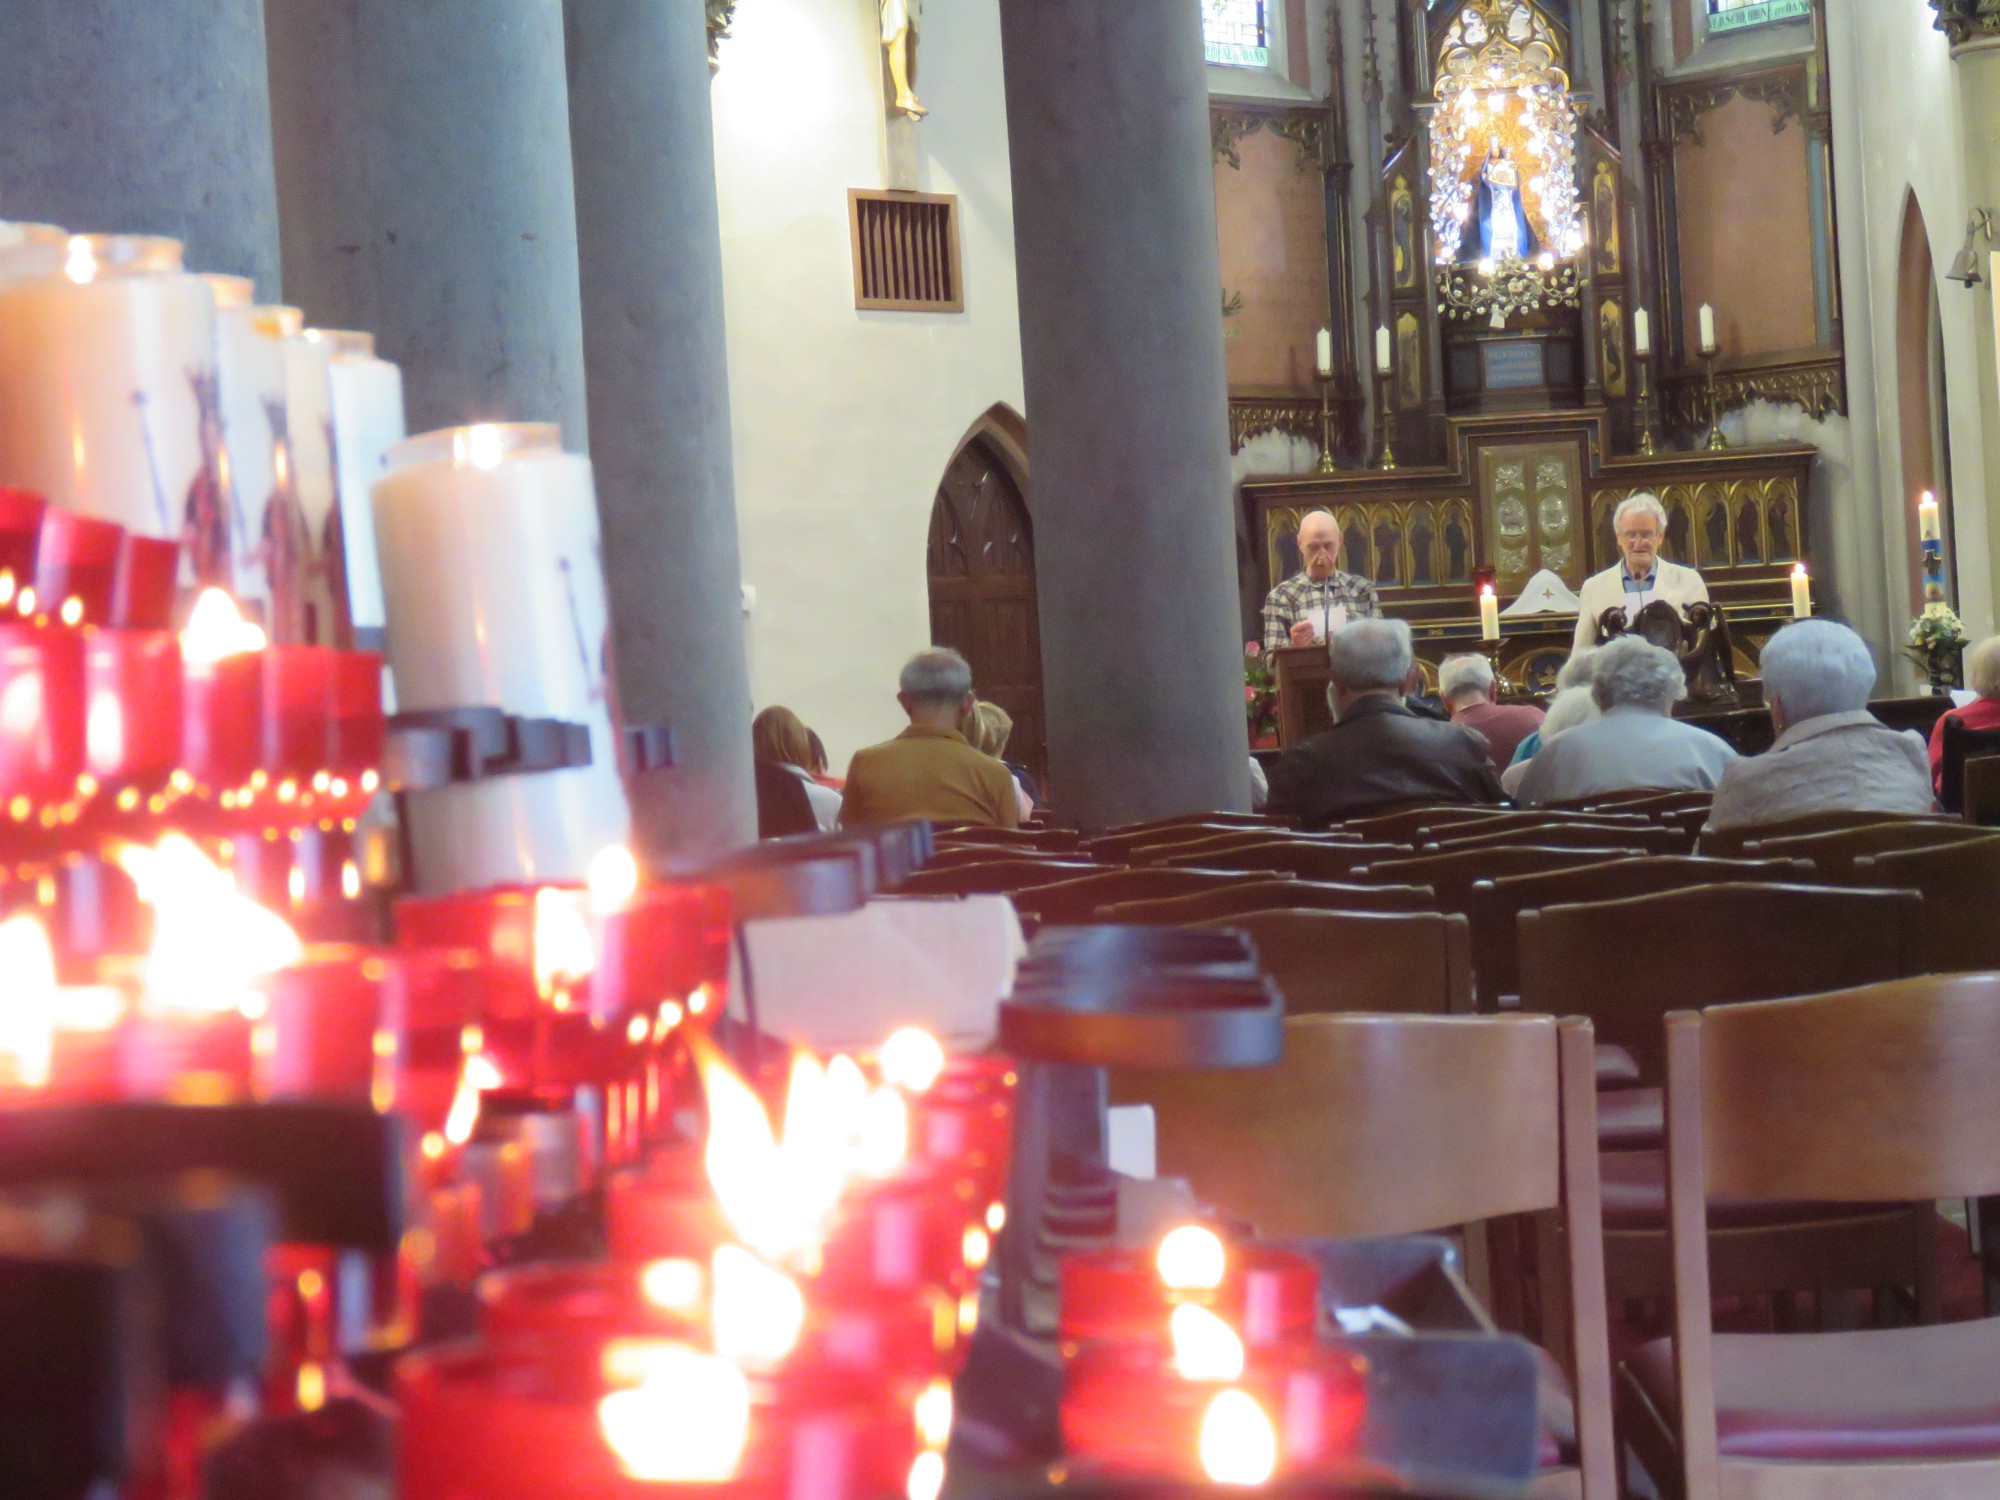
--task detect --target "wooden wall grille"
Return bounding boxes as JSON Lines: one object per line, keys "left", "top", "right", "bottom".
{"left": 850, "top": 189, "right": 964, "bottom": 312}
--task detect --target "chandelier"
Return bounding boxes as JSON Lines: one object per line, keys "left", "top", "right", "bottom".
{"left": 1429, "top": 0, "right": 1587, "bottom": 268}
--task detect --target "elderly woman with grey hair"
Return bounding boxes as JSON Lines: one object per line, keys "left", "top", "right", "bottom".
{"left": 1707, "top": 619, "right": 1933, "bottom": 829}
{"left": 1515, "top": 635, "right": 1736, "bottom": 805}
{"left": 1572, "top": 492, "right": 1710, "bottom": 653}
{"left": 1498, "top": 646, "right": 1603, "bottom": 798}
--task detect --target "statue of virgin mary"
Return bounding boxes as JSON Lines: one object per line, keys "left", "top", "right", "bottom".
{"left": 1473, "top": 142, "right": 1537, "bottom": 264}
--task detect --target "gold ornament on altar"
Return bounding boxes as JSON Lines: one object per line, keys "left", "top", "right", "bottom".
{"left": 1436, "top": 257, "right": 1580, "bottom": 327}
{"left": 1429, "top": 0, "right": 1586, "bottom": 268}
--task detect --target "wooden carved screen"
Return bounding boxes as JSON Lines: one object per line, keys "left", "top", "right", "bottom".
{"left": 1588, "top": 476, "right": 1802, "bottom": 574}
{"left": 1262, "top": 497, "right": 1478, "bottom": 596}
{"left": 925, "top": 436, "right": 1046, "bottom": 782}
{"left": 1479, "top": 441, "right": 1585, "bottom": 595}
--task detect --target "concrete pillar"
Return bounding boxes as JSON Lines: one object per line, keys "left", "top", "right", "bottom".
{"left": 1954, "top": 44, "right": 2000, "bottom": 634}
{"left": 263, "top": 0, "right": 588, "bottom": 442}
{"left": 999, "top": 0, "right": 1251, "bottom": 831}
{"left": 563, "top": 0, "right": 756, "bottom": 859}
{"left": 0, "top": 0, "right": 281, "bottom": 292}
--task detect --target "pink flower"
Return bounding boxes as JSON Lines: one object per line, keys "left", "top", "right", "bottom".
{"left": 1245, "top": 685, "right": 1256, "bottom": 702}
{"left": 1245, "top": 641, "right": 1261, "bottom": 657}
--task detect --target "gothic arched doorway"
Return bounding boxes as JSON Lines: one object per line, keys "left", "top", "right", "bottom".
{"left": 926, "top": 423, "right": 1046, "bottom": 785}
{"left": 1896, "top": 193, "right": 1956, "bottom": 612}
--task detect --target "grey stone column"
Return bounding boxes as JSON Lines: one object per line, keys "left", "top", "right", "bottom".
{"left": 0, "top": 0, "right": 280, "bottom": 292}
{"left": 264, "top": 0, "right": 588, "bottom": 442}
{"left": 563, "top": 0, "right": 756, "bottom": 859}
{"left": 999, "top": 0, "right": 1251, "bottom": 830}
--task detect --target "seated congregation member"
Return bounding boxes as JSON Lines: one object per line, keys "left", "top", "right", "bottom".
{"left": 1266, "top": 618, "right": 1502, "bottom": 828}
{"left": 840, "top": 648, "right": 1021, "bottom": 829}
{"left": 752, "top": 706, "right": 843, "bottom": 832}
{"left": 1928, "top": 634, "right": 2000, "bottom": 795}
{"left": 1572, "top": 492, "right": 1709, "bottom": 653}
{"left": 1499, "top": 647, "right": 1599, "bottom": 798}
{"left": 806, "top": 728, "right": 842, "bottom": 791}
{"left": 1516, "top": 635, "right": 1736, "bottom": 805}
{"left": 1707, "top": 619, "right": 1933, "bottom": 830}
{"left": 961, "top": 699, "right": 1035, "bottom": 821}
{"left": 1261, "top": 509, "right": 1379, "bottom": 652}
{"left": 1439, "top": 653, "right": 1545, "bottom": 772}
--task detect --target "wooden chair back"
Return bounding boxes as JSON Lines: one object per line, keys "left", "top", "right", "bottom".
{"left": 1417, "top": 809, "right": 1651, "bottom": 842}
{"left": 1853, "top": 834, "right": 2000, "bottom": 975}
{"left": 1159, "top": 840, "right": 1404, "bottom": 880}
{"left": 1542, "top": 787, "right": 1675, "bottom": 811}
{"left": 1098, "top": 881, "right": 1438, "bottom": 925}
{"left": 1334, "top": 804, "right": 1505, "bottom": 843}
{"left": 1940, "top": 717, "right": 2000, "bottom": 815}
{"left": 1518, "top": 883, "right": 1923, "bottom": 1081}
{"left": 1561, "top": 789, "right": 1715, "bottom": 818}
{"left": 1122, "top": 1013, "right": 1614, "bottom": 1498}
{"left": 1010, "top": 867, "right": 1272, "bottom": 923}
{"left": 1357, "top": 846, "right": 1642, "bottom": 914}
{"left": 1128, "top": 828, "right": 1363, "bottom": 865}
{"left": 1082, "top": 819, "right": 1287, "bottom": 861}
{"left": 1196, "top": 910, "right": 1473, "bottom": 1016}
{"left": 1741, "top": 819, "right": 1997, "bottom": 882}
{"left": 895, "top": 858, "right": 1101, "bottom": 897}
{"left": 1962, "top": 754, "right": 2000, "bottom": 828}
{"left": 935, "top": 825, "right": 1080, "bottom": 853}
{"left": 923, "top": 844, "right": 1102, "bottom": 872}
{"left": 1466, "top": 856, "right": 1812, "bottom": 1007}
{"left": 1428, "top": 821, "right": 1692, "bottom": 856}
{"left": 1696, "top": 808, "right": 1955, "bottom": 859}
{"left": 1662, "top": 976, "right": 2000, "bottom": 1495}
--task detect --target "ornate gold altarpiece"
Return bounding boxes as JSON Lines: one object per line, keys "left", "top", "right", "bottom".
{"left": 1242, "top": 409, "right": 1815, "bottom": 693}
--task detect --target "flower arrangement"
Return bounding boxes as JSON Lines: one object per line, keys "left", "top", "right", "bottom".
{"left": 1245, "top": 642, "right": 1279, "bottom": 746}
{"left": 1906, "top": 602, "right": 1967, "bottom": 692}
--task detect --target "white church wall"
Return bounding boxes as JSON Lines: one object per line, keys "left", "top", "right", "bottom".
{"left": 1824, "top": 0, "right": 1997, "bottom": 685}
{"left": 710, "top": 0, "right": 1024, "bottom": 769}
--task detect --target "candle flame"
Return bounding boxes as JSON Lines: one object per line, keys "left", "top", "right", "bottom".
{"left": 530, "top": 887, "right": 596, "bottom": 1001}
{"left": 63, "top": 236, "right": 96, "bottom": 285}
{"left": 907, "top": 1451, "right": 946, "bottom": 1500}
{"left": 597, "top": 1342, "right": 750, "bottom": 1483}
{"left": 115, "top": 835, "right": 301, "bottom": 1015}
{"left": 710, "top": 1242, "right": 805, "bottom": 1367}
{"left": 695, "top": 1034, "right": 812, "bottom": 1259}
{"left": 878, "top": 1026, "right": 946, "bottom": 1093}
{"left": 1198, "top": 1388, "right": 1278, "bottom": 1486}
{"left": 586, "top": 844, "right": 640, "bottom": 916}
{"left": 1157, "top": 1225, "right": 1228, "bottom": 1292}
{"left": 1171, "top": 1303, "right": 1247, "bottom": 1382}
{"left": 442, "top": 1048, "right": 501, "bottom": 1146}
{"left": 914, "top": 1379, "right": 954, "bottom": 1450}
{"left": 181, "top": 589, "right": 266, "bottom": 666}
{"left": 454, "top": 424, "right": 507, "bottom": 471}
{"left": 0, "top": 914, "right": 58, "bottom": 1088}
{"left": 1792, "top": 562, "right": 1808, "bottom": 579}
{"left": 639, "top": 1257, "right": 706, "bottom": 1313}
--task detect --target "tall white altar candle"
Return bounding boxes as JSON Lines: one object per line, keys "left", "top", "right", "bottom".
{"left": 0, "top": 236, "right": 221, "bottom": 557}
{"left": 372, "top": 422, "right": 629, "bottom": 890}
{"left": 1315, "top": 327, "right": 1333, "bottom": 378}
{"left": 1918, "top": 490, "right": 1941, "bottom": 543}
{"left": 318, "top": 330, "right": 405, "bottom": 637}
{"left": 1698, "top": 303, "right": 1718, "bottom": 355}
{"left": 1375, "top": 325, "right": 1393, "bottom": 374}
{"left": 1790, "top": 563, "right": 1811, "bottom": 619}
{"left": 1632, "top": 308, "right": 1651, "bottom": 357}
{"left": 1478, "top": 584, "right": 1500, "bottom": 641}
{"left": 204, "top": 275, "right": 286, "bottom": 626}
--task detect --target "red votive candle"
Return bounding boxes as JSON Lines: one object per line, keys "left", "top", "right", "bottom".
{"left": 592, "top": 882, "right": 734, "bottom": 1023}
{"left": 110, "top": 534, "right": 180, "bottom": 630}
{"left": 50, "top": 1008, "right": 257, "bottom": 1104}
{"left": 0, "top": 620, "right": 86, "bottom": 805}
{"left": 1061, "top": 1338, "right": 1370, "bottom": 1480}
{"left": 327, "top": 650, "right": 384, "bottom": 774}
{"left": 604, "top": 1149, "right": 731, "bottom": 1263}
{"left": 1059, "top": 1241, "right": 1321, "bottom": 1349}
{"left": 397, "top": 886, "right": 539, "bottom": 974}
{"left": 907, "top": 1053, "right": 1017, "bottom": 1208}
{"left": 181, "top": 646, "right": 262, "bottom": 791}
{"left": 32, "top": 509, "right": 123, "bottom": 625}
{"left": 254, "top": 945, "right": 406, "bottom": 1103}
{"left": 83, "top": 626, "right": 182, "bottom": 786}
{"left": 818, "top": 1174, "right": 975, "bottom": 1297}
{"left": 260, "top": 644, "right": 337, "bottom": 779}
{"left": 0, "top": 487, "right": 45, "bottom": 605}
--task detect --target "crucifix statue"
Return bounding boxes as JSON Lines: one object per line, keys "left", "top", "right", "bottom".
{"left": 882, "top": 0, "right": 925, "bottom": 117}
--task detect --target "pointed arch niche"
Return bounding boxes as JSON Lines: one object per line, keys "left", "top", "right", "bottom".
{"left": 925, "top": 405, "right": 1046, "bottom": 782}
{"left": 1895, "top": 193, "right": 1957, "bottom": 612}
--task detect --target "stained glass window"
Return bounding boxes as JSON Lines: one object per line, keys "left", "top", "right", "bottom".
{"left": 1204, "top": 0, "right": 1269, "bottom": 69}
{"left": 1707, "top": 0, "right": 1811, "bottom": 33}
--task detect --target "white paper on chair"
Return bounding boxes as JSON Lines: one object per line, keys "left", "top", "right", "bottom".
{"left": 736, "top": 895, "right": 1025, "bottom": 1052}
{"left": 1500, "top": 569, "right": 1582, "bottom": 618}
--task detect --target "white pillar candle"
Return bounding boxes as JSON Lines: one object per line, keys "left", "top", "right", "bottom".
{"left": 1478, "top": 584, "right": 1500, "bottom": 641}
{"left": 203, "top": 275, "right": 286, "bottom": 628}
{"left": 1790, "top": 563, "right": 1811, "bottom": 619}
{"left": 318, "top": 330, "right": 406, "bottom": 636}
{"left": 1918, "top": 490, "right": 1941, "bottom": 543}
{"left": 372, "top": 422, "right": 629, "bottom": 890}
{"left": 1375, "top": 325, "right": 1393, "bottom": 374}
{"left": 1698, "top": 303, "right": 1718, "bottom": 355}
{"left": 1632, "top": 308, "right": 1651, "bottom": 357}
{"left": 0, "top": 222, "right": 67, "bottom": 282}
{"left": 0, "top": 235, "right": 221, "bottom": 554}
{"left": 281, "top": 318, "right": 341, "bottom": 645}
{"left": 1314, "top": 326, "right": 1333, "bottom": 377}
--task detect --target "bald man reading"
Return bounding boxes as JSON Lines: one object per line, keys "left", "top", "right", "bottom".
{"left": 1260, "top": 510, "right": 1380, "bottom": 653}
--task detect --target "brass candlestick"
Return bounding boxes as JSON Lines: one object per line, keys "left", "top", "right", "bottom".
{"left": 1702, "top": 349, "right": 1726, "bottom": 450}
{"left": 1633, "top": 349, "right": 1659, "bottom": 456}
{"left": 1374, "top": 369, "right": 1398, "bottom": 472}
{"left": 1316, "top": 371, "right": 1338, "bottom": 472}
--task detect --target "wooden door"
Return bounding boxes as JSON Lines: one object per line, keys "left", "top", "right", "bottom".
{"left": 926, "top": 436, "right": 1046, "bottom": 784}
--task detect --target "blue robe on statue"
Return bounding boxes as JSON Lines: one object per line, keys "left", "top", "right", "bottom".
{"left": 1471, "top": 169, "right": 1538, "bottom": 264}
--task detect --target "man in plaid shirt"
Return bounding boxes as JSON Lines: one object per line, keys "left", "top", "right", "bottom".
{"left": 1261, "top": 509, "right": 1380, "bottom": 653}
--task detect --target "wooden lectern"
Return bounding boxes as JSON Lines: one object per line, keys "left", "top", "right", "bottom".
{"left": 1273, "top": 645, "right": 1336, "bottom": 748}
